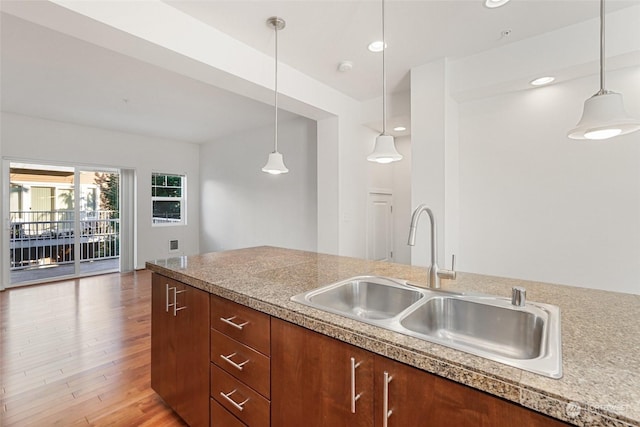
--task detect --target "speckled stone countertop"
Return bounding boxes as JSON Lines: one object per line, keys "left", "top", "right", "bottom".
{"left": 146, "top": 246, "right": 640, "bottom": 427}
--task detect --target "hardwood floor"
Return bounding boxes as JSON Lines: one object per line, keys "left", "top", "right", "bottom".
{"left": 0, "top": 270, "right": 187, "bottom": 426}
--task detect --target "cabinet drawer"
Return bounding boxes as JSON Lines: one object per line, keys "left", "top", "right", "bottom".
{"left": 211, "top": 295, "right": 270, "bottom": 356}
{"left": 211, "top": 364, "right": 270, "bottom": 427}
{"left": 211, "top": 329, "right": 271, "bottom": 399}
{"left": 211, "top": 398, "right": 247, "bottom": 427}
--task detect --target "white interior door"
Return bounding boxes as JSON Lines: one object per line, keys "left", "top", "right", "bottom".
{"left": 367, "top": 192, "right": 393, "bottom": 262}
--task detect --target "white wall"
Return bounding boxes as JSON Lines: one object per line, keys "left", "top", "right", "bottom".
{"left": 317, "top": 116, "right": 339, "bottom": 255}
{"left": 458, "top": 67, "right": 640, "bottom": 294}
{"left": 0, "top": 112, "right": 201, "bottom": 272}
{"left": 410, "top": 59, "right": 459, "bottom": 269}
{"left": 338, "top": 119, "right": 379, "bottom": 258}
{"left": 392, "top": 136, "right": 412, "bottom": 265}
{"left": 406, "top": 6, "right": 640, "bottom": 294}
{"left": 199, "top": 117, "right": 317, "bottom": 253}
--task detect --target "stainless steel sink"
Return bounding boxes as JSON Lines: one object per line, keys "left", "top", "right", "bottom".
{"left": 291, "top": 276, "right": 562, "bottom": 378}
{"left": 400, "top": 296, "right": 545, "bottom": 360}
{"left": 291, "top": 276, "right": 424, "bottom": 320}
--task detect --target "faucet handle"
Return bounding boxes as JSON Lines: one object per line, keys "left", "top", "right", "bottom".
{"left": 437, "top": 254, "right": 457, "bottom": 280}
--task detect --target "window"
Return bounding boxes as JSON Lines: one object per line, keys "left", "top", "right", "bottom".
{"left": 152, "top": 173, "right": 186, "bottom": 225}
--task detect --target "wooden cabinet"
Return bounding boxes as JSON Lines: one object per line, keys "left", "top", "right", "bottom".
{"left": 271, "top": 318, "right": 569, "bottom": 427}
{"left": 210, "top": 296, "right": 270, "bottom": 355}
{"left": 150, "top": 279, "right": 568, "bottom": 427}
{"left": 271, "top": 318, "right": 374, "bottom": 427}
{"left": 210, "top": 295, "right": 271, "bottom": 427}
{"left": 151, "top": 274, "right": 177, "bottom": 409}
{"left": 151, "top": 273, "right": 210, "bottom": 427}
{"left": 373, "top": 356, "right": 568, "bottom": 427}
{"left": 211, "top": 399, "right": 247, "bottom": 427}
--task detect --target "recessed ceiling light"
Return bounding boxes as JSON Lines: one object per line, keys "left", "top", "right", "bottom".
{"left": 367, "top": 41, "right": 386, "bottom": 52}
{"left": 393, "top": 126, "right": 407, "bottom": 132}
{"left": 530, "top": 76, "right": 555, "bottom": 86}
{"left": 484, "top": 0, "right": 511, "bottom": 8}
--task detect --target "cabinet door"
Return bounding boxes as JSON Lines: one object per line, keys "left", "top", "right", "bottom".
{"left": 150, "top": 273, "right": 177, "bottom": 408}
{"left": 374, "top": 355, "right": 569, "bottom": 427}
{"left": 175, "top": 282, "right": 210, "bottom": 427}
{"left": 271, "top": 318, "right": 374, "bottom": 427}
{"left": 373, "top": 355, "right": 436, "bottom": 427}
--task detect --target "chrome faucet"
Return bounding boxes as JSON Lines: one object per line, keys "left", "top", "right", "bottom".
{"left": 408, "top": 204, "right": 456, "bottom": 288}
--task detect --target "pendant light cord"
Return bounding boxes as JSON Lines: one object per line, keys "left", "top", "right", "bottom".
{"left": 382, "top": 0, "right": 387, "bottom": 135}
{"left": 274, "top": 22, "right": 279, "bottom": 153}
{"left": 599, "top": 0, "right": 606, "bottom": 94}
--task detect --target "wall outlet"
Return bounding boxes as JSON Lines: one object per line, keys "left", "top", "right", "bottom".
{"left": 169, "top": 239, "right": 179, "bottom": 252}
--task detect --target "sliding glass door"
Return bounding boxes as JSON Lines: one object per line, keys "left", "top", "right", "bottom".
{"left": 7, "top": 162, "right": 120, "bottom": 286}
{"left": 78, "top": 170, "right": 120, "bottom": 276}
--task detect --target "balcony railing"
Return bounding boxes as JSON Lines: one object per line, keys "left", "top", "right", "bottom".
{"left": 9, "top": 210, "right": 119, "bottom": 270}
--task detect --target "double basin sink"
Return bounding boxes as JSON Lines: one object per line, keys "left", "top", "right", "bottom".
{"left": 291, "top": 276, "right": 562, "bottom": 378}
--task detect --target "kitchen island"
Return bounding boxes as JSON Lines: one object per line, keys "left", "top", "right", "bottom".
{"left": 146, "top": 246, "right": 639, "bottom": 427}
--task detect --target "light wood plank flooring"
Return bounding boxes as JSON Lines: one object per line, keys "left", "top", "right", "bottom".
{"left": 0, "top": 270, "right": 187, "bottom": 426}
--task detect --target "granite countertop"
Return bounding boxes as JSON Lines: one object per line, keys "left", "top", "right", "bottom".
{"left": 145, "top": 246, "right": 640, "bottom": 427}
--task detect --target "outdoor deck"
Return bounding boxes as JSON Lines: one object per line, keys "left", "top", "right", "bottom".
{"left": 9, "top": 210, "right": 120, "bottom": 285}
{"left": 10, "top": 258, "right": 120, "bottom": 284}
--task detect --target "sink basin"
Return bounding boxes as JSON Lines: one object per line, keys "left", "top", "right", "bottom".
{"left": 291, "top": 276, "right": 424, "bottom": 320}
{"left": 292, "top": 276, "right": 562, "bottom": 378}
{"left": 400, "top": 296, "right": 544, "bottom": 360}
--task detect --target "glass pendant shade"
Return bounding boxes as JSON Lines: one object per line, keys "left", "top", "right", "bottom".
{"left": 262, "top": 151, "right": 289, "bottom": 174}
{"left": 367, "top": 134, "right": 402, "bottom": 164}
{"left": 568, "top": 91, "right": 640, "bottom": 140}
{"left": 568, "top": 0, "right": 639, "bottom": 141}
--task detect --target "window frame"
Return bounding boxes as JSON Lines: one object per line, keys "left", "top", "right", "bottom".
{"left": 151, "top": 172, "right": 187, "bottom": 227}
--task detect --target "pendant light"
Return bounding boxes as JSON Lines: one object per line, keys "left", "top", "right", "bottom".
{"left": 367, "top": 0, "right": 402, "bottom": 164}
{"left": 262, "top": 17, "right": 289, "bottom": 174}
{"left": 568, "top": 0, "right": 640, "bottom": 140}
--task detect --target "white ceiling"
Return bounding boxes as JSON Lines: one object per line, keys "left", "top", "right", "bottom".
{"left": 166, "top": 0, "right": 638, "bottom": 100}
{"left": 1, "top": 0, "right": 638, "bottom": 143}
{"left": 0, "top": 12, "right": 298, "bottom": 144}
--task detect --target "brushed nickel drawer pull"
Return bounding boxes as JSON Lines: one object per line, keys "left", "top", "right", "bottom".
{"left": 220, "top": 315, "right": 249, "bottom": 330}
{"left": 165, "top": 283, "right": 176, "bottom": 312}
{"left": 383, "top": 371, "right": 393, "bottom": 427}
{"left": 350, "top": 357, "right": 363, "bottom": 413}
{"left": 220, "top": 389, "right": 250, "bottom": 412}
{"left": 173, "top": 287, "right": 187, "bottom": 316}
{"left": 220, "top": 352, "right": 250, "bottom": 371}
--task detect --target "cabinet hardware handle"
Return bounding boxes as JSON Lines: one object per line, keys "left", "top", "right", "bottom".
{"left": 165, "top": 284, "right": 176, "bottom": 312}
{"left": 173, "top": 287, "right": 187, "bottom": 316}
{"left": 350, "top": 357, "right": 363, "bottom": 413}
{"left": 383, "top": 371, "right": 393, "bottom": 427}
{"left": 219, "top": 389, "right": 249, "bottom": 412}
{"left": 220, "top": 315, "right": 249, "bottom": 330}
{"left": 220, "top": 352, "right": 250, "bottom": 371}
